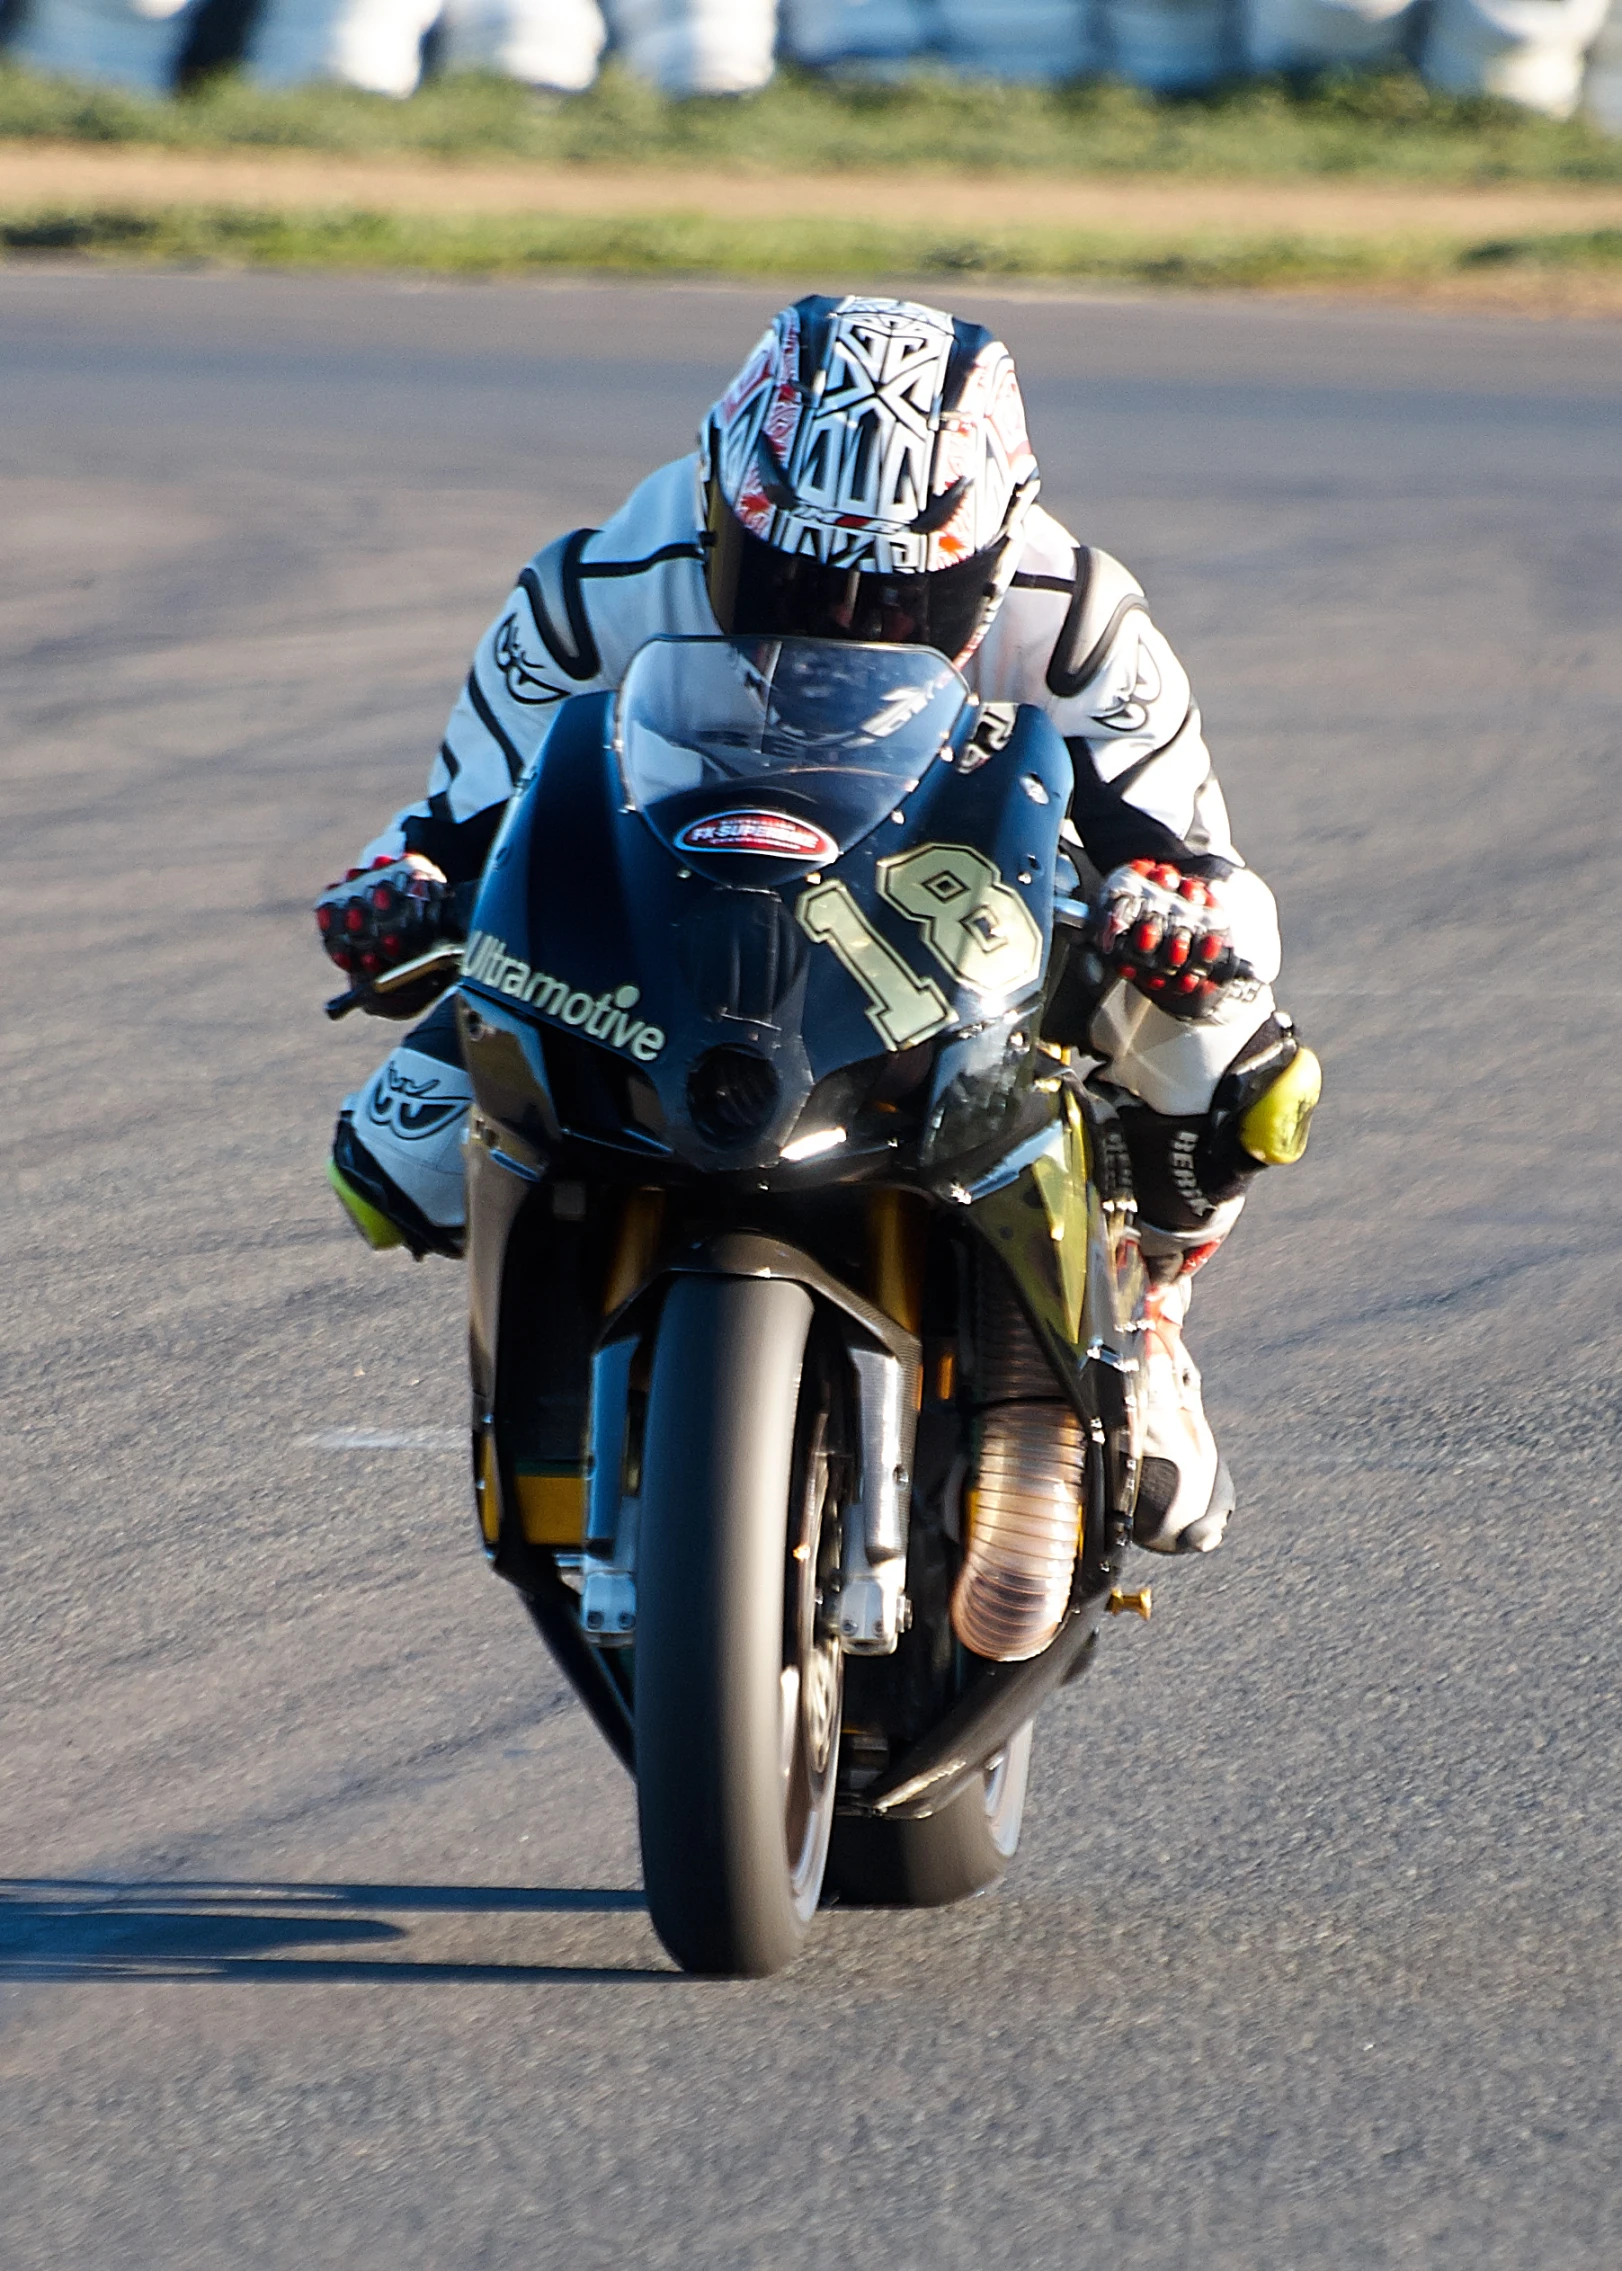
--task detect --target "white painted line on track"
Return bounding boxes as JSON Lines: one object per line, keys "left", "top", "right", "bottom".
{"left": 300, "top": 1428, "right": 464, "bottom": 1452}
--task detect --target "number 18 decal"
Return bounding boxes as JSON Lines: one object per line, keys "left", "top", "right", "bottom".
{"left": 798, "top": 845, "right": 1043, "bottom": 1048}
{"left": 877, "top": 843, "right": 1043, "bottom": 999}
{"left": 797, "top": 881, "right": 952, "bottom": 1051}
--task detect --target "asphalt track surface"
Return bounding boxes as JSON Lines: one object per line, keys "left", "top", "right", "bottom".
{"left": 2, "top": 271, "right": 1620, "bottom": 2270}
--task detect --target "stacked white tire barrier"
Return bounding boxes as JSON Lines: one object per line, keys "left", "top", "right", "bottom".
{"left": 245, "top": 0, "right": 443, "bottom": 95}
{"left": 439, "top": 0, "right": 608, "bottom": 90}
{"left": 6, "top": 0, "right": 194, "bottom": 92}
{"left": 1584, "top": 0, "right": 1622, "bottom": 130}
{"left": 1242, "top": 0, "right": 1415, "bottom": 72}
{"left": 1421, "top": 0, "right": 1611, "bottom": 118}
{"left": 604, "top": 0, "right": 776, "bottom": 90}
{"left": 1104, "top": 0, "right": 1231, "bottom": 88}
{"left": 8, "top": 0, "right": 1622, "bottom": 135}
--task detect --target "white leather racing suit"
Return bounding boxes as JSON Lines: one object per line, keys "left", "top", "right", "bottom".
{"left": 343, "top": 454, "right": 1281, "bottom": 1254}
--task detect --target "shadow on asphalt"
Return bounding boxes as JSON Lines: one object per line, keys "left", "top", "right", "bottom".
{"left": 0, "top": 1879, "right": 668, "bottom": 1984}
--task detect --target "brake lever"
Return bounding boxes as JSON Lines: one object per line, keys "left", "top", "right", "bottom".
{"left": 324, "top": 941, "right": 466, "bottom": 1022}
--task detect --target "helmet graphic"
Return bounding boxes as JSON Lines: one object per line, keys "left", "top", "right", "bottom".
{"left": 702, "top": 296, "right": 1040, "bottom": 666}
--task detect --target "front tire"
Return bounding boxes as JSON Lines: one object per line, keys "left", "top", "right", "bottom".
{"left": 635, "top": 1275, "right": 842, "bottom": 1976}
{"left": 824, "top": 1722, "right": 1034, "bottom": 1907}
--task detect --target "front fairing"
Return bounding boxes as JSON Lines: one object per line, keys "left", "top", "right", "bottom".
{"left": 462, "top": 661, "right": 1071, "bottom": 1184}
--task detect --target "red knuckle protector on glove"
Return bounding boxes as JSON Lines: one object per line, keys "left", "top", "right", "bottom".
{"left": 315, "top": 855, "right": 450, "bottom": 981}
{"left": 1095, "top": 859, "right": 1251, "bottom": 1021}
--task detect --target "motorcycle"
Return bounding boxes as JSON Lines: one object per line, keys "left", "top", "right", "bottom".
{"left": 337, "top": 635, "right": 1206, "bottom": 1976}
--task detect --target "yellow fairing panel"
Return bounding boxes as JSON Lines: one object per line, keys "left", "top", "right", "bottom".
{"left": 513, "top": 1470, "right": 587, "bottom": 1548}
{"left": 1028, "top": 1090, "right": 1090, "bottom": 1345}
{"left": 477, "top": 1432, "right": 500, "bottom": 1546}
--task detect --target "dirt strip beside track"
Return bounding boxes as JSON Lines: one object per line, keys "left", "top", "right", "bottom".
{"left": 5, "top": 140, "right": 1622, "bottom": 241}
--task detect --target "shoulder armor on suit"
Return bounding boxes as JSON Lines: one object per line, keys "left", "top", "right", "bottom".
{"left": 516, "top": 528, "right": 602, "bottom": 683}
{"left": 1045, "top": 546, "right": 1148, "bottom": 702}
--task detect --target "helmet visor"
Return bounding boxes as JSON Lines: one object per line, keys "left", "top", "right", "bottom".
{"left": 707, "top": 501, "right": 1008, "bottom": 667}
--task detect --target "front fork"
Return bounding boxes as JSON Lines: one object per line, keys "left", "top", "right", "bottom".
{"left": 837, "top": 1189, "right": 928, "bottom": 1654}
{"left": 579, "top": 1189, "right": 928, "bottom": 1661}
{"left": 579, "top": 1188, "right": 663, "bottom": 1647}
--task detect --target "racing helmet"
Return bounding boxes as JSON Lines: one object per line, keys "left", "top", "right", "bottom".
{"left": 701, "top": 296, "right": 1040, "bottom": 668}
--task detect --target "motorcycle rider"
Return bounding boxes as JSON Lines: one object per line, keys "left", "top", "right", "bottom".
{"left": 317, "top": 294, "right": 1309, "bottom": 1558}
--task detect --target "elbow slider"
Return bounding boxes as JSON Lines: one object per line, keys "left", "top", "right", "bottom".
{"left": 1237, "top": 1045, "right": 1322, "bottom": 1167}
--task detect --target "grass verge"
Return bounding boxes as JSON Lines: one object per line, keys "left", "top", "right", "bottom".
{"left": 2, "top": 59, "right": 1621, "bottom": 185}
{"left": 7, "top": 202, "right": 1622, "bottom": 300}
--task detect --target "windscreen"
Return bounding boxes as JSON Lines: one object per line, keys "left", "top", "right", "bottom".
{"left": 616, "top": 635, "right": 970, "bottom": 862}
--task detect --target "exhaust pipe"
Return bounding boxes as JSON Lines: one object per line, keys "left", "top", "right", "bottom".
{"left": 951, "top": 1267, "right": 1083, "bottom": 1663}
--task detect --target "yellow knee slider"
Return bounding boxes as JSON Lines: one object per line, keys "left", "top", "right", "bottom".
{"left": 326, "top": 1159, "right": 406, "bottom": 1250}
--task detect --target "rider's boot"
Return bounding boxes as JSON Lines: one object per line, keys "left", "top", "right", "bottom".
{"left": 1131, "top": 1217, "right": 1239, "bottom": 1556}
{"left": 327, "top": 997, "right": 471, "bottom": 1259}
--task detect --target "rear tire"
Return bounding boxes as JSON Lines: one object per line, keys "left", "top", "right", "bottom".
{"left": 824, "top": 1722, "right": 1033, "bottom": 1907}
{"left": 635, "top": 1275, "right": 842, "bottom": 1976}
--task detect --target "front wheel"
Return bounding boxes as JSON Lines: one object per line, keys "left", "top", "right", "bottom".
{"left": 635, "top": 1275, "right": 843, "bottom": 1976}
{"left": 823, "top": 1722, "right": 1034, "bottom": 1907}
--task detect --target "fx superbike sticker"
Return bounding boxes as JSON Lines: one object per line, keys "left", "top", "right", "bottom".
{"left": 463, "top": 931, "right": 666, "bottom": 1063}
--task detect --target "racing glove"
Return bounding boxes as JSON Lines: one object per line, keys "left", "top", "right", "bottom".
{"left": 315, "top": 853, "right": 468, "bottom": 1020}
{"left": 316, "top": 853, "right": 454, "bottom": 980}
{"left": 1094, "top": 860, "right": 1254, "bottom": 1021}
